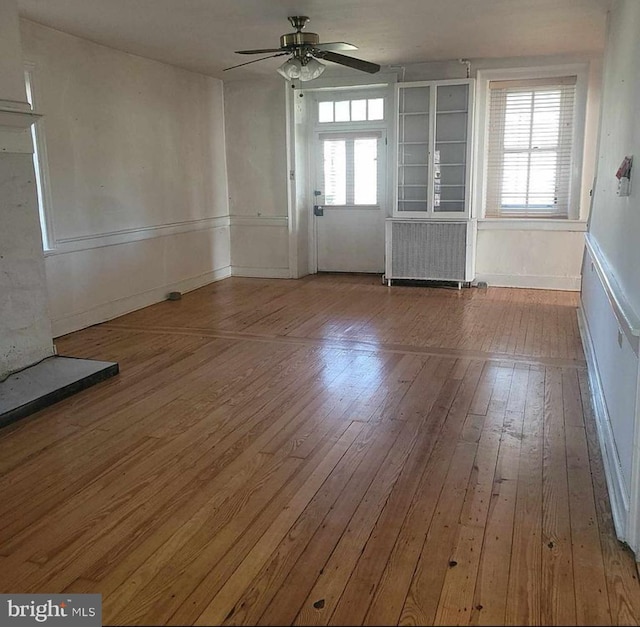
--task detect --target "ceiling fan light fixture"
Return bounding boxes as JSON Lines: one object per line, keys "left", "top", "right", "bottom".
{"left": 300, "top": 57, "right": 325, "bottom": 81}
{"left": 277, "top": 57, "right": 302, "bottom": 79}
{"left": 277, "top": 55, "right": 325, "bottom": 81}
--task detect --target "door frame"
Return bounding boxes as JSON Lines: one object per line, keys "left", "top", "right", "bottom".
{"left": 308, "top": 86, "right": 394, "bottom": 274}
{"left": 285, "top": 75, "right": 398, "bottom": 277}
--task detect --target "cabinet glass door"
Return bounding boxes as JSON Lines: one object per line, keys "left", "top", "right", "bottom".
{"left": 434, "top": 83, "right": 469, "bottom": 213}
{"left": 397, "top": 85, "right": 430, "bottom": 214}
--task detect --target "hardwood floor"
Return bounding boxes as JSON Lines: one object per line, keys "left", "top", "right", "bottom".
{"left": 0, "top": 274, "right": 638, "bottom": 626}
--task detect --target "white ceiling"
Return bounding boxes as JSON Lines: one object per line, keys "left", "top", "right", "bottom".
{"left": 17, "top": 0, "right": 611, "bottom": 81}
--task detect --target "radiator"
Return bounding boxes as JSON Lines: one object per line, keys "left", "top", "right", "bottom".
{"left": 385, "top": 219, "right": 476, "bottom": 284}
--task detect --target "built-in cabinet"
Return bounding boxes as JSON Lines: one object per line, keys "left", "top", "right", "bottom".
{"left": 386, "top": 78, "right": 476, "bottom": 285}
{"left": 395, "top": 78, "right": 474, "bottom": 217}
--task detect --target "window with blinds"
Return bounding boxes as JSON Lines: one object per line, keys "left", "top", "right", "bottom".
{"left": 485, "top": 76, "right": 577, "bottom": 218}
{"left": 320, "top": 131, "right": 383, "bottom": 207}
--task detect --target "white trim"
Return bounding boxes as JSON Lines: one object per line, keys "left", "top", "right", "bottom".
{"left": 628, "top": 365, "right": 640, "bottom": 557}
{"left": 231, "top": 266, "right": 290, "bottom": 279}
{"left": 584, "top": 233, "right": 640, "bottom": 355}
{"left": 285, "top": 82, "right": 298, "bottom": 279}
{"left": 475, "top": 272, "right": 581, "bottom": 291}
{"left": 46, "top": 217, "right": 230, "bottom": 255}
{"left": 474, "top": 63, "right": 589, "bottom": 223}
{"left": 0, "top": 98, "right": 32, "bottom": 114}
{"left": 0, "top": 98, "right": 40, "bottom": 154}
{"left": 478, "top": 219, "right": 588, "bottom": 232}
{"left": 229, "top": 215, "right": 289, "bottom": 227}
{"left": 577, "top": 303, "right": 630, "bottom": 543}
{"left": 51, "top": 266, "right": 231, "bottom": 338}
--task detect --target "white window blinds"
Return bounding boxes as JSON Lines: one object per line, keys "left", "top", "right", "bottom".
{"left": 486, "top": 76, "right": 576, "bottom": 218}
{"left": 320, "top": 131, "right": 383, "bottom": 207}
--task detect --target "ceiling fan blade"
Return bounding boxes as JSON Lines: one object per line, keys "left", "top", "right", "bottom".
{"left": 315, "top": 51, "right": 380, "bottom": 74}
{"left": 235, "top": 48, "right": 284, "bottom": 55}
{"left": 314, "top": 42, "right": 358, "bottom": 52}
{"left": 223, "top": 53, "right": 287, "bottom": 71}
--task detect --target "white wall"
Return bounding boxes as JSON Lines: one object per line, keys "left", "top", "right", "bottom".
{"left": 20, "top": 20, "right": 231, "bottom": 337}
{"left": 223, "top": 79, "right": 290, "bottom": 277}
{"left": 475, "top": 226, "right": 586, "bottom": 290}
{"left": 578, "top": 0, "right": 640, "bottom": 556}
{"left": 0, "top": 0, "right": 27, "bottom": 101}
{"left": 0, "top": 0, "right": 53, "bottom": 380}
{"left": 587, "top": 3, "right": 640, "bottom": 315}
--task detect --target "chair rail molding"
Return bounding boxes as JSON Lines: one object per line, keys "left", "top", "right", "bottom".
{"left": 0, "top": 98, "right": 40, "bottom": 153}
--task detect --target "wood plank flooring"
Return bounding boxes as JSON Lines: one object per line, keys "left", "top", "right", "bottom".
{"left": 0, "top": 274, "right": 638, "bottom": 626}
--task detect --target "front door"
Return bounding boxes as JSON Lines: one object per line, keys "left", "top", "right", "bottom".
{"left": 312, "top": 93, "right": 389, "bottom": 274}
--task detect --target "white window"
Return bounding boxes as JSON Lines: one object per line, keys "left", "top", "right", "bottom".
{"left": 484, "top": 76, "right": 578, "bottom": 219}
{"left": 319, "top": 131, "right": 383, "bottom": 207}
{"left": 24, "top": 66, "right": 54, "bottom": 250}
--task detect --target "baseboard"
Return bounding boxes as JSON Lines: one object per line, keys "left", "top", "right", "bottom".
{"left": 231, "top": 266, "right": 291, "bottom": 279}
{"left": 577, "top": 303, "right": 630, "bottom": 542}
{"left": 475, "top": 273, "right": 581, "bottom": 291}
{"left": 51, "top": 266, "right": 231, "bottom": 338}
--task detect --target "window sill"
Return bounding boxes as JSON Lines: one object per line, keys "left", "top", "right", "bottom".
{"left": 477, "top": 218, "right": 588, "bottom": 232}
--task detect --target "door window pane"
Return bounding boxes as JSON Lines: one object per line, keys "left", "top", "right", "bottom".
{"left": 354, "top": 138, "right": 377, "bottom": 204}
{"left": 324, "top": 140, "right": 347, "bottom": 205}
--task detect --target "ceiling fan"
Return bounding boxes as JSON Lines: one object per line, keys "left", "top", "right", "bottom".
{"left": 224, "top": 16, "right": 381, "bottom": 81}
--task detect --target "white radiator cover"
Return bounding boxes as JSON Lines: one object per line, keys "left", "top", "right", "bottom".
{"left": 385, "top": 219, "right": 477, "bottom": 283}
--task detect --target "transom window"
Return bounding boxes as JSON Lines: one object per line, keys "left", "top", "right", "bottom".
{"left": 485, "top": 76, "right": 577, "bottom": 219}
{"left": 318, "top": 98, "right": 384, "bottom": 123}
